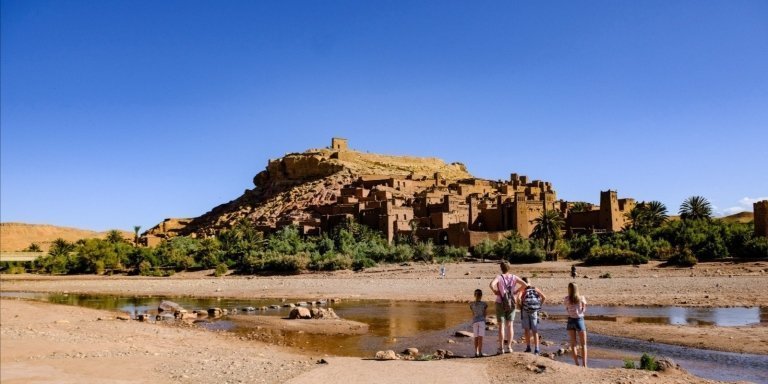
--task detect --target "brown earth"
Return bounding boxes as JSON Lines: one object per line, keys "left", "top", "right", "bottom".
{"left": 1, "top": 298, "right": 730, "bottom": 384}
{"left": 0, "top": 222, "right": 133, "bottom": 252}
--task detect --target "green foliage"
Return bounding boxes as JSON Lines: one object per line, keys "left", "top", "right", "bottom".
{"left": 584, "top": 245, "right": 648, "bottom": 266}
{"left": 436, "top": 245, "right": 467, "bottom": 262}
{"left": 214, "top": 263, "right": 228, "bottom": 277}
{"left": 24, "top": 243, "right": 42, "bottom": 252}
{"left": 105, "top": 230, "right": 126, "bottom": 244}
{"left": 570, "top": 202, "right": 591, "bottom": 213}
{"left": 639, "top": 353, "right": 658, "bottom": 371}
{"left": 667, "top": 247, "right": 698, "bottom": 267}
{"left": 195, "top": 237, "right": 223, "bottom": 269}
{"left": 473, "top": 238, "right": 495, "bottom": 260}
{"left": 736, "top": 236, "right": 768, "bottom": 259}
{"left": 0, "top": 262, "right": 28, "bottom": 274}
{"left": 494, "top": 233, "right": 545, "bottom": 263}
{"left": 308, "top": 253, "right": 353, "bottom": 271}
{"left": 413, "top": 241, "right": 434, "bottom": 262}
{"left": 155, "top": 237, "right": 198, "bottom": 271}
{"left": 623, "top": 359, "right": 636, "bottom": 369}
{"left": 626, "top": 201, "right": 668, "bottom": 233}
{"left": 568, "top": 234, "right": 599, "bottom": 260}
{"left": 679, "top": 196, "right": 713, "bottom": 221}
{"left": 530, "top": 210, "right": 565, "bottom": 252}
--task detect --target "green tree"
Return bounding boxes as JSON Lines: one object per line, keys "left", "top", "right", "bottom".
{"left": 531, "top": 210, "right": 564, "bottom": 253}
{"left": 679, "top": 196, "right": 713, "bottom": 221}
{"left": 627, "top": 201, "right": 668, "bottom": 233}
{"left": 133, "top": 226, "right": 142, "bottom": 246}
{"left": 24, "top": 243, "right": 42, "bottom": 252}
{"left": 106, "top": 230, "right": 125, "bottom": 244}
{"left": 570, "top": 202, "right": 591, "bottom": 213}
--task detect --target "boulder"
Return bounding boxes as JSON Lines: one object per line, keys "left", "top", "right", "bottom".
{"left": 374, "top": 350, "right": 398, "bottom": 360}
{"left": 310, "top": 307, "right": 339, "bottom": 319}
{"left": 192, "top": 310, "right": 208, "bottom": 317}
{"left": 283, "top": 303, "right": 296, "bottom": 308}
{"left": 269, "top": 305, "right": 280, "bottom": 309}
{"left": 243, "top": 307, "right": 256, "bottom": 312}
{"left": 434, "top": 349, "right": 454, "bottom": 359}
{"left": 178, "top": 312, "right": 198, "bottom": 320}
{"left": 156, "top": 313, "right": 175, "bottom": 321}
{"left": 208, "top": 308, "right": 223, "bottom": 317}
{"left": 455, "top": 331, "right": 474, "bottom": 338}
{"left": 158, "top": 300, "right": 183, "bottom": 313}
{"left": 656, "top": 358, "right": 681, "bottom": 372}
{"left": 137, "top": 314, "right": 151, "bottom": 322}
{"left": 402, "top": 348, "right": 419, "bottom": 356}
{"left": 289, "top": 307, "right": 312, "bottom": 319}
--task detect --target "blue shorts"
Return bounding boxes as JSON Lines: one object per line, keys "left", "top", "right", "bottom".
{"left": 567, "top": 317, "right": 586, "bottom": 331}
{"left": 521, "top": 311, "right": 539, "bottom": 331}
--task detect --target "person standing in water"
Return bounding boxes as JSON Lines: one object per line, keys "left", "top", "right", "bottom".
{"left": 520, "top": 277, "right": 546, "bottom": 354}
{"left": 564, "top": 282, "right": 588, "bottom": 367}
{"left": 489, "top": 262, "right": 528, "bottom": 354}
{"left": 469, "top": 289, "right": 488, "bottom": 357}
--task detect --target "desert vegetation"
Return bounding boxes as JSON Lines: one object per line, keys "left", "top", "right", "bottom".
{"left": 2, "top": 197, "right": 765, "bottom": 275}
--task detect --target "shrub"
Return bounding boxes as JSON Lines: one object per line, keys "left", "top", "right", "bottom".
{"left": 568, "top": 234, "right": 599, "bottom": 260}
{"left": 584, "top": 246, "right": 648, "bottom": 266}
{"left": 352, "top": 257, "right": 376, "bottom": 271}
{"left": 741, "top": 237, "right": 768, "bottom": 259}
{"left": 138, "top": 260, "right": 153, "bottom": 276}
{"left": 214, "top": 263, "right": 228, "bottom": 277}
{"left": 473, "top": 239, "right": 495, "bottom": 260}
{"left": 623, "top": 359, "right": 636, "bottom": 369}
{"left": 436, "top": 245, "right": 467, "bottom": 261}
{"left": 413, "top": 241, "right": 434, "bottom": 262}
{"left": 599, "top": 272, "right": 611, "bottom": 279}
{"left": 308, "top": 253, "right": 353, "bottom": 271}
{"left": 667, "top": 247, "right": 698, "bottom": 267}
{"left": 262, "top": 252, "right": 310, "bottom": 274}
{"left": 639, "top": 353, "right": 658, "bottom": 371}
{"left": 387, "top": 244, "right": 414, "bottom": 263}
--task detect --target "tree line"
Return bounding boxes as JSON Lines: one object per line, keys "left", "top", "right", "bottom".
{"left": 2, "top": 196, "right": 765, "bottom": 275}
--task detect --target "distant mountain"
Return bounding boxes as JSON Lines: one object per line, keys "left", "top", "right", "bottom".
{"left": 0, "top": 223, "right": 132, "bottom": 252}
{"left": 720, "top": 211, "right": 754, "bottom": 223}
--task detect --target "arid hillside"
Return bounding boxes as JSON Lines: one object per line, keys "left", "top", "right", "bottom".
{"left": 0, "top": 223, "right": 132, "bottom": 252}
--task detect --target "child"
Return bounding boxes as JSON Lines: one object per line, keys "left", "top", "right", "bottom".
{"left": 520, "top": 277, "right": 546, "bottom": 354}
{"left": 564, "top": 282, "right": 588, "bottom": 367}
{"left": 469, "top": 289, "right": 488, "bottom": 357}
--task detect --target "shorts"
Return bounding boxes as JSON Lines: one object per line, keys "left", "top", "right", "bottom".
{"left": 495, "top": 302, "right": 517, "bottom": 323}
{"left": 472, "top": 321, "right": 486, "bottom": 337}
{"left": 567, "top": 317, "right": 586, "bottom": 332}
{"left": 521, "top": 310, "right": 538, "bottom": 331}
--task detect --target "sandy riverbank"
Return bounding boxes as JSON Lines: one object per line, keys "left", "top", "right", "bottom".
{"left": 1, "top": 298, "right": 726, "bottom": 384}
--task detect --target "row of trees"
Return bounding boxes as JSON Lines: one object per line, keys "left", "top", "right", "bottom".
{"left": 3, "top": 196, "right": 765, "bottom": 275}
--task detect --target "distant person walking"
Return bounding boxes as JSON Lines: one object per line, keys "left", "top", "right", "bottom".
{"left": 564, "top": 282, "right": 588, "bottom": 367}
{"left": 489, "top": 262, "right": 528, "bottom": 354}
{"left": 469, "top": 289, "right": 488, "bottom": 357}
{"left": 520, "top": 277, "right": 546, "bottom": 354}
{"left": 439, "top": 264, "right": 446, "bottom": 279}
{"left": 571, "top": 265, "right": 577, "bottom": 279}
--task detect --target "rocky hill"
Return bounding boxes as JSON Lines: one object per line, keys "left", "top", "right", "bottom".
{"left": 143, "top": 140, "right": 472, "bottom": 240}
{"left": 0, "top": 223, "right": 133, "bottom": 252}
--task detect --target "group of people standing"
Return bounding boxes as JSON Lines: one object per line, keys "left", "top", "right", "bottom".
{"left": 468, "top": 261, "right": 588, "bottom": 367}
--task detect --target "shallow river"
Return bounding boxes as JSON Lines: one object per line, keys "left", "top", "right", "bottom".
{"left": 3, "top": 292, "right": 767, "bottom": 383}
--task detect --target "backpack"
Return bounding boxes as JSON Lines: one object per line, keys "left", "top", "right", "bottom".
{"left": 522, "top": 286, "right": 542, "bottom": 312}
{"left": 499, "top": 275, "right": 515, "bottom": 313}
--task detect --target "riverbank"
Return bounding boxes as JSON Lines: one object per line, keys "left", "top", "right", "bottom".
{"left": 1, "top": 298, "right": 723, "bottom": 384}
{"left": 1, "top": 260, "right": 766, "bottom": 359}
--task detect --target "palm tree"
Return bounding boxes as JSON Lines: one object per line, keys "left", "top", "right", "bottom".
{"left": 645, "top": 201, "right": 668, "bottom": 227}
{"left": 106, "top": 230, "right": 125, "bottom": 244}
{"left": 679, "top": 196, "right": 713, "bottom": 221}
{"left": 531, "top": 210, "right": 565, "bottom": 253}
{"left": 133, "top": 226, "right": 142, "bottom": 246}
{"left": 570, "top": 202, "right": 591, "bottom": 213}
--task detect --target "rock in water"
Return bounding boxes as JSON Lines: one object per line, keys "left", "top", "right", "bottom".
{"left": 374, "top": 350, "right": 398, "bottom": 360}
{"left": 402, "top": 348, "right": 419, "bottom": 356}
{"left": 289, "top": 307, "right": 312, "bottom": 319}
{"left": 158, "top": 300, "right": 183, "bottom": 313}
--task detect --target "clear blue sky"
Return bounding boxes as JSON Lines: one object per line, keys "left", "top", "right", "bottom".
{"left": 2, "top": 0, "right": 767, "bottom": 231}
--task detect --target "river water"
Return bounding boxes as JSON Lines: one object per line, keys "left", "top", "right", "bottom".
{"left": 3, "top": 292, "right": 767, "bottom": 383}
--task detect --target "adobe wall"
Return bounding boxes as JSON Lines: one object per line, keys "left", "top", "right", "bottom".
{"left": 755, "top": 200, "right": 768, "bottom": 238}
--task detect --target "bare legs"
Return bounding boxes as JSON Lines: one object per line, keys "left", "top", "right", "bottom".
{"left": 498, "top": 320, "right": 512, "bottom": 353}
{"left": 568, "top": 329, "right": 588, "bottom": 367}
{"left": 474, "top": 336, "right": 483, "bottom": 356}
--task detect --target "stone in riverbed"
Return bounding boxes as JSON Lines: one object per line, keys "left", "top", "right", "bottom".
{"left": 455, "top": 331, "right": 474, "bottom": 338}
{"left": 402, "top": 348, "right": 419, "bottom": 356}
{"left": 374, "top": 350, "right": 398, "bottom": 360}
{"left": 289, "top": 307, "right": 312, "bottom": 319}
{"left": 208, "top": 308, "right": 223, "bottom": 317}
{"left": 158, "top": 300, "right": 183, "bottom": 313}
{"left": 310, "top": 307, "right": 339, "bottom": 319}
{"left": 116, "top": 314, "right": 131, "bottom": 321}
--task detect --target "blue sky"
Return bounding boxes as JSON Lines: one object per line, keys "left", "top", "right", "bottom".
{"left": 2, "top": 0, "right": 767, "bottom": 231}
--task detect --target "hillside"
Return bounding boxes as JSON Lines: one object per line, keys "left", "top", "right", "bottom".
{"left": 720, "top": 211, "right": 754, "bottom": 223}
{"left": 0, "top": 223, "right": 133, "bottom": 252}
{"left": 142, "top": 139, "right": 475, "bottom": 240}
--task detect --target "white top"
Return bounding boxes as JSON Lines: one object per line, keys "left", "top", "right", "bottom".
{"left": 563, "top": 295, "right": 586, "bottom": 318}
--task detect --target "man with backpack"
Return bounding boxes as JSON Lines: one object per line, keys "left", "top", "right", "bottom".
{"left": 489, "top": 262, "right": 528, "bottom": 354}
{"left": 520, "top": 276, "right": 546, "bottom": 354}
